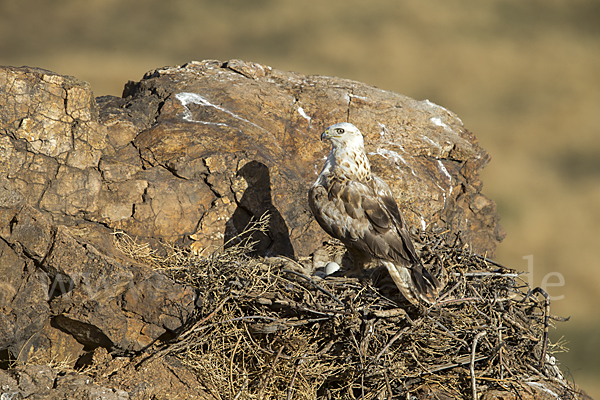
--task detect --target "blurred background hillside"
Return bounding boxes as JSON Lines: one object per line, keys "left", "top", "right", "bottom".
{"left": 1, "top": 0, "right": 598, "bottom": 395}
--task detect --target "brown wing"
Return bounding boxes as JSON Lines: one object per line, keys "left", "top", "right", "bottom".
{"left": 369, "top": 176, "right": 441, "bottom": 301}
{"left": 309, "top": 173, "right": 440, "bottom": 303}
{"left": 366, "top": 176, "right": 420, "bottom": 265}
{"left": 308, "top": 174, "right": 417, "bottom": 267}
{"left": 308, "top": 177, "right": 370, "bottom": 244}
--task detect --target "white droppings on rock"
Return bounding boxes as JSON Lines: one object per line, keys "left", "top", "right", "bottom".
{"left": 175, "top": 92, "right": 267, "bottom": 132}
{"left": 425, "top": 99, "right": 449, "bottom": 112}
{"left": 349, "top": 93, "right": 368, "bottom": 101}
{"left": 437, "top": 160, "right": 452, "bottom": 183}
{"left": 297, "top": 106, "right": 311, "bottom": 124}
{"left": 422, "top": 135, "right": 442, "bottom": 149}
{"left": 377, "top": 122, "right": 387, "bottom": 137}
{"left": 428, "top": 160, "right": 454, "bottom": 208}
{"left": 425, "top": 99, "right": 463, "bottom": 125}
{"left": 430, "top": 117, "right": 451, "bottom": 132}
{"left": 382, "top": 140, "right": 405, "bottom": 152}
{"left": 369, "top": 148, "right": 418, "bottom": 177}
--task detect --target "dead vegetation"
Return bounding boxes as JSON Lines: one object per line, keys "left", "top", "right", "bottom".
{"left": 114, "top": 216, "right": 577, "bottom": 399}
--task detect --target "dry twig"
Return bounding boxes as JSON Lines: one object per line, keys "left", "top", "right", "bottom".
{"left": 112, "top": 226, "right": 573, "bottom": 400}
{"left": 471, "top": 331, "right": 487, "bottom": 400}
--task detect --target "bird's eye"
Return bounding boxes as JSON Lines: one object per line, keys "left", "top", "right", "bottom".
{"left": 335, "top": 128, "right": 345, "bottom": 134}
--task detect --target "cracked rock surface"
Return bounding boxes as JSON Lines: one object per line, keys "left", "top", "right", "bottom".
{"left": 0, "top": 60, "right": 508, "bottom": 398}
{"left": 120, "top": 59, "right": 503, "bottom": 256}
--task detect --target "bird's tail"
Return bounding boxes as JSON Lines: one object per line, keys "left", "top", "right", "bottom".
{"left": 410, "top": 263, "right": 440, "bottom": 304}
{"left": 381, "top": 260, "right": 440, "bottom": 305}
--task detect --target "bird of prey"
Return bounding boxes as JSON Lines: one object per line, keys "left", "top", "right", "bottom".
{"left": 308, "top": 122, "right": 440, "bottom": 305}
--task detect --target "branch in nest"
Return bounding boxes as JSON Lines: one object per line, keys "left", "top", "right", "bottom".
{"left": 471, "top": 330, "right": 487, "bottom": 400}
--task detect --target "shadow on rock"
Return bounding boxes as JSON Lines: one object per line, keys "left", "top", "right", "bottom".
{"left": 225, "top": 161, "right": 294, "bottom": 258}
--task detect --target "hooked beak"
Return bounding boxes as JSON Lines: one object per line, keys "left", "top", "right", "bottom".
{"left": 320, "top": 128, "right": 330, "bottom": 141}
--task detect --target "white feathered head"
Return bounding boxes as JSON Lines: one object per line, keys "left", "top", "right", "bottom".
{"left": 321, "top": 122, "right": 365, "bottom": 150}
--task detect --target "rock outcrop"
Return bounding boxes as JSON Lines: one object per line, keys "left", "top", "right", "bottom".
{"left": 117, "top": 59, "right": 505, "bottom": 256}
{"left": 0, "top": 364, "right": 129, "bottom": 400}
{"left": 0, "top": 60, "right": 568, "bottom": 399}
{"left": 1, "top": 61, "right": 504, "bottom": 260}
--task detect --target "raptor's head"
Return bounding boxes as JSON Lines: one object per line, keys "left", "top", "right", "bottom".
{"left": 321, "top": 122, "right": 365, "bottom": 150}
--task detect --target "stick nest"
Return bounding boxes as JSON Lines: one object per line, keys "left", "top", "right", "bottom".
{"left": 114, "top": 216, "right": 574, "bottom": 400}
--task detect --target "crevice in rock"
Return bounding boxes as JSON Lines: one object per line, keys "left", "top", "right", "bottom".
{"left": 137, "top": 147, "right": 157, "bottom": 170}
{"left": 15, "top": 223, "right": 57, "bottom": 273}
{"left": 7, "top": 213, "right": 19, "bottom": 236}
{"left": 346, "top": 89, "right": 354, "bottom": 122}
{"left": 155, "top": 329, "right": 177, "bottom": 344}
{"left": 204, "top": 180, "right": 222, "bottom": 200}
{"left": 0, "top": 348, "right": 12, "bottom": 370}
{"left": 160, "top": 162, "right": 187, "bottom": 181}
{"left": 53, "top": 315, "right": 114, "bottom": 350}
{"left": 35, "top": 161, "right": 61, "bottom": 211}
{"left": 143, "top": 86, "right": 168, "bottom": 125}
{"left": 164, "top": 360, "right": 190, "bottom": 387}
{"left": 81, "top": 215, "right": 113, "bottom": 231}
{"left": 223, "top": 62, "right": 252, "bottom": 80}
{"left": 130, "top": 203, "right": 138, "bottom": 221}
{"left": 151, "top": 99, "right": 166, "bottom": 126}
{"left": 199, "top": 159, "right": 223, "bottom": 199}
{"left": 140, "top": 183, "right": 151, "bottom": 204}
{"left": 69, "top": 118, "right": 79, "bottom": 158}
{"left": 73, "top": 348, "right": 95, "bottom": 370}
{"left": 46, "top": 273, "right": 75, "bottom": 300}
{"left": 129, "top": 140, "right": 147, "bottom": 172}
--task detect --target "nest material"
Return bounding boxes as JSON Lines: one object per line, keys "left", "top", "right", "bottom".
{"left": 114, "top": 217, "right": 574, "bottom": 400}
